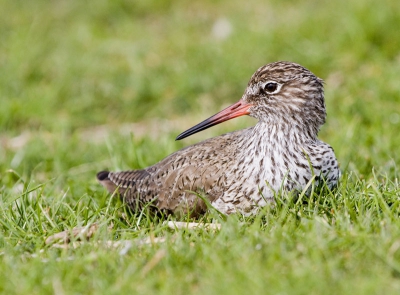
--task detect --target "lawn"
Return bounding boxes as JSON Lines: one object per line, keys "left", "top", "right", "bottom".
{"left": 1, "top": 0, "right": 400, "bottom": 294}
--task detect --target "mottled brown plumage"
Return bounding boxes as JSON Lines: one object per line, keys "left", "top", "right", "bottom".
{"left": 97, "top": 61, "right": 340, "bottom": 216}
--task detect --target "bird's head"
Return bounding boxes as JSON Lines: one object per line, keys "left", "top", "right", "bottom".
{"left": 176, "top": 61, "right": 326, "bottom": 140}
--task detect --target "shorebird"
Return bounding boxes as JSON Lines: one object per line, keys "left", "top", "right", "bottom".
{"left": 97, "top": 61, "right": 339, "bottom": 216}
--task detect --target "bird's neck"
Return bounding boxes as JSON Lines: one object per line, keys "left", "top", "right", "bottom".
{"left": 248, "top": 120, "right": 318, "bottom": 148}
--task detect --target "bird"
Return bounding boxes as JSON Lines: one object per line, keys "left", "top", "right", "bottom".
{"left": 97, "top": 61, "right": 339, "bottom": 216}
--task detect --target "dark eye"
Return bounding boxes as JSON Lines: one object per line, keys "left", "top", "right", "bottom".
{"left": 263, "top": 82, "right": 278, "bottom": 93}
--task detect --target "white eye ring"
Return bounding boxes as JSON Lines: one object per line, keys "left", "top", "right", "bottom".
{"left": 261, "top": 81, "right": 282, "bottom": 94}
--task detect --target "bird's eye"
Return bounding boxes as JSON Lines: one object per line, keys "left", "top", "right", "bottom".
{"left": 263, "top": 82, "right": 278, "bottom": 93}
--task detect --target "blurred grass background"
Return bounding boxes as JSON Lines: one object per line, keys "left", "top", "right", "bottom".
{"left": 1, "top": 0, "right": 400, "bottom": 294}
{"left": 1, "top": 0, "right": 400, "bottom": 178}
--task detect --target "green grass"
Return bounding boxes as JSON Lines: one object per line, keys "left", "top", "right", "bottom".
{"left": 1, "top": 0, "right": 400, "bottom": 293}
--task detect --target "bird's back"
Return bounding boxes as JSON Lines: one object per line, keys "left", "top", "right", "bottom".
{"left": 97, "top": 129, "right": 249, "bottom": 216}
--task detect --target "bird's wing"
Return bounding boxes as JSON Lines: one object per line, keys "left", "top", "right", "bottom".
{"left": 99, "top": 128, "right": 250, "bottom": 214}
{"left": 148, "top": 129, "right": 248, "bottom": 212}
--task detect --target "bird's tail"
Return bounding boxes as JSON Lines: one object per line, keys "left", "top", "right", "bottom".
{"left": 96, "top": 171, "right": 118, "bottom": 194}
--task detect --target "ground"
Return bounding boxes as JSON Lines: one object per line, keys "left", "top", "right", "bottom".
{"left": 1, "top": 0, "right": 400, "bottom": 294}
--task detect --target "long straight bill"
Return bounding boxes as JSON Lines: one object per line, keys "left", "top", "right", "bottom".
{"left": 176, "top": 99, "right": 252, "bottom": 140}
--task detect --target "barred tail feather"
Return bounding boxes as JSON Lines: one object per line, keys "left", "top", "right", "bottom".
{"left": 97, "top": 171, "right": 119, "bottom": 194}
